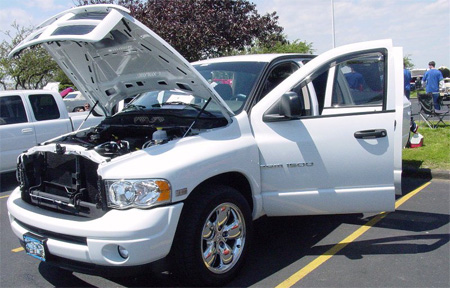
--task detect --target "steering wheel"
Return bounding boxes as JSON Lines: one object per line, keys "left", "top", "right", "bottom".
{"left": 229, "top": 94, "right": 246, "bottom": 101}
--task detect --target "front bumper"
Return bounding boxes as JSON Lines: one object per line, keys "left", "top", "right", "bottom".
{"left": 7, "top": 187, "right": 183, "bottom": 267}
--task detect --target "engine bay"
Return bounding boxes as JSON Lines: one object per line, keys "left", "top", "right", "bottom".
{"left": 49, "top": 110, "right": 228, "bottom": 159}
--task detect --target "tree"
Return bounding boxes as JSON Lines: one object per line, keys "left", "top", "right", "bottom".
{"left": 54, "top": 68, "right": 75, "bottom": 91}
{"left": 0, "top": 23, "right": 61, "bottom": 90}
{"left": 243, "top": 39, "right": 314, "bottom": 54}
{"left": 439, "top": 67, "right": 449, "bottom": 78}
{"left": 78, "top": 0, "right": 286, "bottom": 61}
{"left": 403, "top": 55, "right": 414, "bottom": 69}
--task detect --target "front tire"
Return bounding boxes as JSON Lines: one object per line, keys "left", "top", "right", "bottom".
{"left": 172, "top": 185, "right": 252, "bottom": 286}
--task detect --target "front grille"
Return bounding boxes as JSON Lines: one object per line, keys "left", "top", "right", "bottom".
{"left": 44, "top": 153, "right": 100, "bottom": 203}
{"left": 19, "top": 151, "right": 107, "bottom": 218}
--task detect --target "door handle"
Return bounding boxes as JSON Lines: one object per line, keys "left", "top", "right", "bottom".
{"left": 21, "top": 128, "right": 33, "bottom": 134}
{"left": 354, "top": 129, "right": 387, "bottom": 139}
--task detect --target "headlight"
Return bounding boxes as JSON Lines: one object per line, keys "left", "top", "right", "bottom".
{"left": 105, "top": 179, "right": 171, "bottom": 209}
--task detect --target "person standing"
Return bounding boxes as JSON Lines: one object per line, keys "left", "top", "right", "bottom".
{"left": 345, "top": 66, "right": 365, "bottom": 91}
{"left": 404, "top": 63, "right": 411, "bottom": 99}
{"left": 422, "top": 61, "right": 444, "bottom": 109}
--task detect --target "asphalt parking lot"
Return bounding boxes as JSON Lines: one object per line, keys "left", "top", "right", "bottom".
{"left": 1, "top": 173, "right": 449, "bottom": 288}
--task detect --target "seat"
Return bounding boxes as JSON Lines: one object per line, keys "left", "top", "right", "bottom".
{"left": 214, "top": 84, "right": 233, "bottom": 100}
{"left": 417, "top": 92, "right": 449, "bottom": 128}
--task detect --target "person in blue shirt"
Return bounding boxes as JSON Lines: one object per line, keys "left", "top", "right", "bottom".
{"left": 403, "top": 63, "right": 411, "bottom": 99}
{"left": 422, "top": 61, "right": 444, "bottom": 109}
{"left": 345, "top": 66, "right": 365, "bottom": 91}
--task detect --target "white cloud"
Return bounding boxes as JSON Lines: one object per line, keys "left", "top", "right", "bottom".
{"left": 2, "top": 0, "right": 449, "bottom": 68}
{"left": 25, "top": 0, "right": 70, "bottom": 11}
{"left": 0, "top": 8, "right": 36, "bottom": 36}
{"left": 253, "top": 0, "right": 450, "bottom": 68}
{"left": 0, "top": 1, "right": 75, "bottom": 43}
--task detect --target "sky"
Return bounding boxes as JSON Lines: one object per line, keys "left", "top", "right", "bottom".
{"left": 0, "top": 0, "right": 449, "bottom": 69}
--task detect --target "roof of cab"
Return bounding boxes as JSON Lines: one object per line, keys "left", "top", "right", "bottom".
{"left": 193, "top": 53, "right": 315, "bottom": 65}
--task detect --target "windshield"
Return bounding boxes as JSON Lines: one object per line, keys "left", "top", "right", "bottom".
{"left": 193, "top": 61, "right": 266, "bottom": 113}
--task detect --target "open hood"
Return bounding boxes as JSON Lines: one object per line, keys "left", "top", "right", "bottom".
{"left": 9, "top": 4, "right": 233, "bottom": 117}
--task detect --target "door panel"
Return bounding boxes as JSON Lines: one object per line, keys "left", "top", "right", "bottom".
{"left": 0, "top": 95, "right": 36, "bottom": 173}
{"left": 256, "top": 113, "right": 395, "bottom": 216}
{"left": 0, "top": 123, "right": 38, "bottom": 173}
{"left": 250, "top": 40, "right": 400, "bottom": 216}
{"left": 34, "top": 119, "right": 71, "bottom": 143}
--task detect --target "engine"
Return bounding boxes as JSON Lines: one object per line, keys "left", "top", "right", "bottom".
{"left": 58, "top": 115, "right": 191, "bottom": 158}
{"left": 55, "top": 111, "right": 227, "bottom": 158}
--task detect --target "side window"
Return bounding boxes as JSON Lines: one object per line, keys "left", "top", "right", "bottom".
{"left": 332, "top": 53, "right": 385, "bottom": 107}
{"left": 28, "top": 94, "right": 60, "bottom": 121}
{"left": 263, "top": 52, "right": 387, "bottom": 121}
{"left": 0, "top": 95, "right": 28, "bottom": 125}
{"left": 261, "top": 62, "right": 299, "bottom": 97}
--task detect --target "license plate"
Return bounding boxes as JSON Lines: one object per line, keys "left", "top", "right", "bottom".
{"left": 23, "top": 233, "right": 47, "bottom": 262}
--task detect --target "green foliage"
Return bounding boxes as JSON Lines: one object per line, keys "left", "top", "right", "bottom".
{"left": 438, "top": 67, "right": 449, "bottom": 78}
{"left": 403, "top": 55, "right": 414, "bottom": 69}
{"left": 242, "top": 39, "right": 314, "bottom": 55}
{"left": 0, "top": 23, "right": 66, "bottom": 90}
{"left": 78, "top": 0, "right": 287, "bottom": 61}
{"left": 403, "top": 125, "right": 450, "bottom": 170}
{"left": 54, "top": 69, "right": 74, "bottom": 91}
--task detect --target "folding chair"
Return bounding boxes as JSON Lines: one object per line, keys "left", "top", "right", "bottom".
{"left": 417, "top": 92, "right": 449, "bottom": 128}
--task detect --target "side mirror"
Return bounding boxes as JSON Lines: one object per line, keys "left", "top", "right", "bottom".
{"left": 263, "top": 91, "right": 303, "bottom": 122}
{"left": 280, "top": 92, "right": 302, "bottom": 118}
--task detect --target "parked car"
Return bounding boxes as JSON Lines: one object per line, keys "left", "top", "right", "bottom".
{"left": 410, "top": 68, "right": 427, "bottom": 90}
{"left": 63, "top": 91, "right": 90, "bottom": 112}
{"left": 440, "top": 77, "right": 450, "bottom": 96}
{"left": 7, "top": 4, "right": 408, "bottom": 286}
{"left": 0, "top": 90, "right": 104, "bottom": 173}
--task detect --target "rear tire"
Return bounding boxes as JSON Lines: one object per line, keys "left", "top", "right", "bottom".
{"left": 172, "top": 185, "right": 252, "bottom": 286}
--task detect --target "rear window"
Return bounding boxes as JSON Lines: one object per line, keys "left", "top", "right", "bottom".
{"left": 28, "top": 94, "right": 60, "bottom": 121}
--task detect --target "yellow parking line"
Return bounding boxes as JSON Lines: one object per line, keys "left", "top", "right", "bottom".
{"left": 0, "top": 194, "right": 10, "bottom": 199}
{"left": 276, "top": 181, "right": 431, "bottom": 288}
{"left": 395, "top": 182, "right": 431, "bottom": 209}
{"left": 12, "top": 247, "right": 24, "bottom": 252}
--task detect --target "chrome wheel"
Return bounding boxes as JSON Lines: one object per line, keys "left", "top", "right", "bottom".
{"left": 173, "top": 185, "right": 252, "bottom": 286}
{"left": 201, "top": 202, "right": 246, "bottom": 274}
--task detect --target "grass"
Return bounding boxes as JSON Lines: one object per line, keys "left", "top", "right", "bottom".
{"left": 410, "top": 88, "right": 426, "bottom": 98}
{"left": 403, "top": 124, "right": 450, "bottom": 170}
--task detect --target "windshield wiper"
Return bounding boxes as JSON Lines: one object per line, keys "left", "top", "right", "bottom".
{"left": 123, "top": 104, "right": 146, "bottom": 112}
{"left": 160, "top": 101, "right": 216, "bottom": 117}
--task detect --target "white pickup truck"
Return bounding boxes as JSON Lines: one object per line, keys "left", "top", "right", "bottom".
{"left": 7, "top": 5, "right": 409, "bottom": 286}
{"left": 0, "top": 90, "right": 104, "bottom": 173}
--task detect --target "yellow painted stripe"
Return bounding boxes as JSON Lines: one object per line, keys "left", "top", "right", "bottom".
{"left": 0, "top": 194, "right": 10, "bottom": 199}
{"left": 276, "top": 181, "right": 431, "bottom": 288}
{"left": 12, "top": 247, "right": 24, "bottom": 252}
{"left": 395, "top": 182, "right": 431, "bottom": 209}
